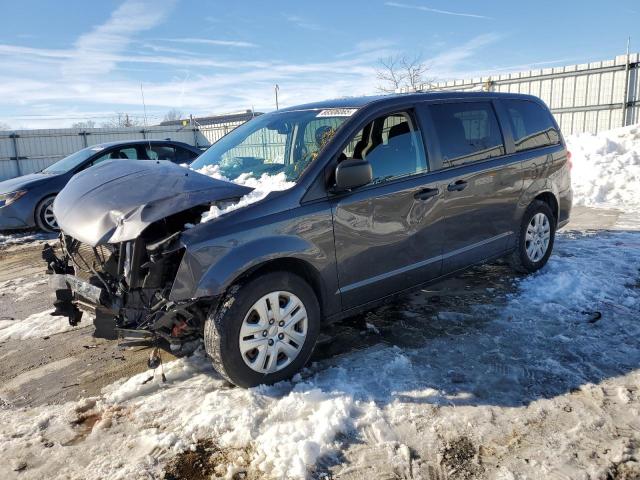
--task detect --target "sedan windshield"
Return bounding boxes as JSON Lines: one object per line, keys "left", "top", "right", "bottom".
{"left": 190, "top": 108, "right": 356, "bottom": 182}
{"left": 42, "top": 146, "right": 106, "bottom": 174}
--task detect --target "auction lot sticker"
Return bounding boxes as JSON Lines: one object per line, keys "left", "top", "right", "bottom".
{"left": 316, "top": 108, "right": 358, "bottom": 117}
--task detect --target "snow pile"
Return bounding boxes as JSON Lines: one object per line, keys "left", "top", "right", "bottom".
{"left": 0, "top": 309, "right": 79, "bottom": 341}
{"left": 196, "top": 165, "right": 294, "bottom": 223}
{"left": 0, "top": 277, "right": 47, "bottom": 302}
{"left": 567, "top": 124, "right": 640, "bottom": 209}
{"left": 0, "top": 231, "right": 56, "bottom": 247}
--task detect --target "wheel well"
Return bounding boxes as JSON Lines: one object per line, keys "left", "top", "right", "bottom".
{"left": 231, "top": 258, "right": 326, "bottom": 317}
{"left": 534, "top": 192, "right": 558, "bottom": 223}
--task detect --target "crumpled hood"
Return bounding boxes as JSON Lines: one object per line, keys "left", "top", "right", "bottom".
{"left": 53, "top": 160, "right": 253, "bottom": 246}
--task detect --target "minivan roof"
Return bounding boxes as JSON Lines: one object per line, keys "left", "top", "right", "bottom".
{"left": 277, "top": 91, "right": 544, "bottom": 112}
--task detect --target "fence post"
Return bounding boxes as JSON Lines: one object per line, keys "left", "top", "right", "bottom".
{"left": 622, "top": 38, "right": 631, "bottom": 127}
{"left": 10, "top": 133, "right": 21, "bottom": 177}
{"left": 79, "top": 131, "right": 88, "bottom": 147}
{"left": 190, "top": 115, "right": 199, "bottom": 148}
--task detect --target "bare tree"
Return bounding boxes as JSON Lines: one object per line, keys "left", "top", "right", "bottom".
{"left": 376, "top": 55, "right": 406, "bottom": 93}
{"left": 163, "top": 108, "right": 183, "bottom": 123}
{"left": 101, "top": 113, "right": 141, "bottom": 128}
{"left": 0, "top": 121, "right": 11, "bottom": 131}
{"left": 376, "top": 54, "right": 435, "bottom": 93}
{"left": 71, "top": 120, "right": 96, "bottom": 129}
{"left": 401, "top": 54, "right": 431, "bottom": 91}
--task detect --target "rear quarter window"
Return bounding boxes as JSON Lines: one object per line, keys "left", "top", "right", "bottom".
{"left": 503, "top": 100, "right": 560, "bottom": 152}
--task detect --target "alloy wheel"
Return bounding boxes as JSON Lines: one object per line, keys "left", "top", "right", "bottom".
{"left": 42, "top": 199, "right": 58, "bottom": 231}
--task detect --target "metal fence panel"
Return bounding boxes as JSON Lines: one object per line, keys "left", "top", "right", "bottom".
{"left": 0, "top": 126, "right": 210, "bottom": 181}
{"left": 423, "top": 53, "right": 640, "bottom": 135}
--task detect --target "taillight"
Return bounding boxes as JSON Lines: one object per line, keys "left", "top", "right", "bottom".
{"left": 566, "top": 150, "right": 572, "bottom": 170}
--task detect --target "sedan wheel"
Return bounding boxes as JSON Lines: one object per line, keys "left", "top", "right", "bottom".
{"left": 35, "top": 196, "right": 59, "bottom": 232}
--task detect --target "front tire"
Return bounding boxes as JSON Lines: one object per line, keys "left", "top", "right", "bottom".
{"left": 509, "top": 200, "right": 556, "bottom": 273}
{"left": 35, "top": 195, "right": 59, "bottom": 232}
{"left": 204, "top": 271, "right": 320, "bottom": 388}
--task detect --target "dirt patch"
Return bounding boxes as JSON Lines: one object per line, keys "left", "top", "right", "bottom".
{"left": 440, "top": 436, "right": 485, "bottom": 480}
{"left": 164, "top": 440, "right": 249, "bottom": 480}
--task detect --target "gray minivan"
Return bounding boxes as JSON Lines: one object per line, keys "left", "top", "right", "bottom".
{"left": 44, "top": 92, "right": 572, "bottom": 387}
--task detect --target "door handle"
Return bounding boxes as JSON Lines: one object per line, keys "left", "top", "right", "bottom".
{"left": 413, "top": 187, "right": 439, "bottom": 200}
{"left": 447, "top": 180, "right": 468, "bottom": 192}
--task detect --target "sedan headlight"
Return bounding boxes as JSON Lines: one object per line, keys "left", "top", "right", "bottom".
{"left": 0, "top": 190, "right": 27, "bottom": 208}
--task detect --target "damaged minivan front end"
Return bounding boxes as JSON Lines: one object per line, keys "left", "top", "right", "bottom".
{"left": 43, "top": 159, "right": 252, "bottom": 346}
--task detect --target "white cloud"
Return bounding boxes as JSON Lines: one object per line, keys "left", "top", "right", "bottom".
{"left": 336, "top": 39, "right": 398, "bottom": 58}
{"left": 426, "top": 33, "right": 502, "bottom": 77}
{"left": 64, "top": 0, "right": 178, "bottom": 77}
{"left": 161, "top": 37, "right": 258, "bottom": 48}
{"left": 283, "top": 14, "right": 322, "bottom": 31}
{"left": 0, "top": 1, "right": 503, "bottom": 130}
{"left": 384, "top": 1, "right": 492, "bottom": 19}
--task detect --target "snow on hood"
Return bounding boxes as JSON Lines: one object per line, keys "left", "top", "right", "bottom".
{"left": 53, "top": 160, "right": 253, "bottom": 246}
{"left": 196, "top": 164, "right": 295, "bottom": 223}
{"left": 567, "top": 124, "right": 640, "bottom": 209}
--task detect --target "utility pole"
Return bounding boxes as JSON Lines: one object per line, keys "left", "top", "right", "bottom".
{"left": 275, "top": 84, "right": 280, "bottom": 110}
{"left": 622, "top": 36, "right": 631, "bottom": 127}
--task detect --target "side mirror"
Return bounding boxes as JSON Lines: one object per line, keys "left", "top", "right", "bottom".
{"left": 334, "top": 158, "right": 372, "bottom": 191}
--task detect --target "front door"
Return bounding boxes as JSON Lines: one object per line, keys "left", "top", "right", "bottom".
{"left": 331, "top": 109, "right": 446, "bottom": 309}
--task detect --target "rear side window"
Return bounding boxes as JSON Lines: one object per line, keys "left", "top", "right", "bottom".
{"left": 146, "top": 145, "right": 176, "bottom": 161}
{"left": 430, "top": 102, "right": 505, "bottom": 166}
{"left": 503, "top": 100, "right": 560, "bottom": 152}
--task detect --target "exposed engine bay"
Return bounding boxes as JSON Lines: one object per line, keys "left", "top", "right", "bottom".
{"left": 43, "top": 206, "right": 213, "bottom": 346}
{"left": 41, "top": 160, "right": 254, "bottom": 346}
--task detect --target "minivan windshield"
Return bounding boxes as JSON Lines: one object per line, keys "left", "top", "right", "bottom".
{"left": 42, "top": 145, "right": 105, "bottom": 174}
{"left": 190, "top": 108, "right": 356, "bottom": 182}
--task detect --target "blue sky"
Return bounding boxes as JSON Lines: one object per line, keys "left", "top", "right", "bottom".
{"left": 0, "top": 0, "right": 637, "bottom": 128}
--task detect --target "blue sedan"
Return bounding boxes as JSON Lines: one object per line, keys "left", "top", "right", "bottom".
{"left": 0, "top": 140, "right": 202, "bottom": 232}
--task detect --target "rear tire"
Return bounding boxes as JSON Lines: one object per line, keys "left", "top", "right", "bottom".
{"left": 204, "top": 271, "right": 320, "bottom": 388}
{"left": 35, "top": 195, "right": 59, "bottom": 232}
{"left": 509, "top": 200, "right": 556, "bottom": 273}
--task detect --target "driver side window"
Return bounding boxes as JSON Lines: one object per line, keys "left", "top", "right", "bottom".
{"left": 342, "top": 110, "right": 427, "bottom": 184}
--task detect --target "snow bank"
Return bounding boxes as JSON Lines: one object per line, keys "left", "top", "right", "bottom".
{"left": 196, "top": 165, "right": 294, "bottom": 223}
{"left": 0, "top": 309, "right": 80, "bottom": 341}
{"left": 567, "top": 124, "right": 640, "bottom": 209}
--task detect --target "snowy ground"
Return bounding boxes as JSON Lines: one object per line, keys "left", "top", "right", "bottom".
{"left": 0, "top": 126, "right": 639, "bottom": 479}
{"left": 2, "top": 215, "right": 638, "bottom": 480}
